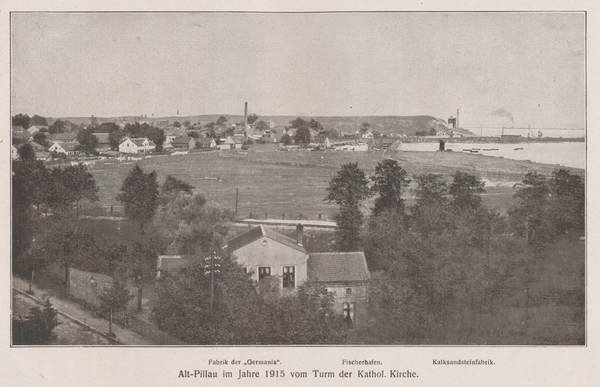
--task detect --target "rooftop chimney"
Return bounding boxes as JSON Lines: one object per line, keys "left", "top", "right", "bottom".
{"left": 296, "top": 224, "right": 304, "bottom": 247}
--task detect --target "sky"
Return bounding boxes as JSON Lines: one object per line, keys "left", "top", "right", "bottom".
{"left": 11, "top": 12, "right": 585, "bottom": 130}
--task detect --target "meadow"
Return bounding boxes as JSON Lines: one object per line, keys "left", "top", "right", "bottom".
{"left": 84, "top": 145, "right": 580, "bottom": 220}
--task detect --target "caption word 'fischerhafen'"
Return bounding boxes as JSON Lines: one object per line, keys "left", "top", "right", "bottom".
{"left": 178, "top": 358, "right": 418, "bottom": 379}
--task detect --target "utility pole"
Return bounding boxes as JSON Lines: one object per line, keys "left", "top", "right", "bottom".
{"left": 235, "top": 187, "right": 239, "bottom": 218}
{"left": 204, "top": 252, "right": 221, "bottom": 314}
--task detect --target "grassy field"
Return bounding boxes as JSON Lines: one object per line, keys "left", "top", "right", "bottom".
{"left": 84, "top": 145, "right": 581, "bottom": 220}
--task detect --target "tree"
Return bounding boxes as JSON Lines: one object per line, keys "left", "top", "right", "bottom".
{"left": 449, "top": 171, "right": 486, "bottom": 210}
{"left": 508, "top": 172, "right": 556, "bottom": 247}
{"left": 32, "top": 132, "right": 51, "bottom": 148}
{"left": 117, "top": 165, "right": 159, "bottom": 234}
{"left": 187, "top": 131, "right": 199, "bottom": 138}
{"left": 280, "top": 133, "right": 292, "bottom": 146}
{"left": 410, "top": 174, "right": 451, "bottom": 238}
{"left": 12, "top": 113, "right": 32, "bottom": 129}
{"left": 371, "top": 159, "right": 411, "bottom": 217}
{"left": 48, "top": 119, "right": 67, "bottom": 134}
{"left": 62, "top": 164, "right": 100, "bottom": 218}
{"left": 325, "top": 163, "right": 372, "bottom": 251}
{"left": 152, "top": 258, "right": 347, "bottom": 345}
{"left": 247, "top": 113, "right": 259, "bottom": 125}
{"left": 13, "top": 297, "right": 59, "bottom": 345}
{"left": 360, "top": 121, "right": 370, "bottom": 135}
{"left": 549, "top": 169, "right": 585, "bottom": 232}
{"left": 160, "top": 175, "right": 195, "bottom": 204}
{"left": 123, "top": 123, "right": 166, "bottom": 152}
{"left": 295, "top": 126, "right": 311, "bottom": 146}
{"left": 183, "top": 120, "right": 191, "bottom": 127}
{"left": 17, "top": 143, "right": 35, "bottom": 161}
{"left": 31, "top": 114, "right": 48, "bottom": 126}
{"left": 99, "top": 278, "right": 133, "bottom": 336}
{"left": 155, "top": 192, "right": 233, "bottom": 255}
{"left": 76, "top": 128, "right": 99, "bottom": 154}
{"left": 174, "top": 121, "right": 181, "bottom": 128}
{"left": 308, "top": 119, "right": 323, "bottom": 131}
{"left": 289, "top": 117, "right": 309, "bottom": 129}
{"left": 255, "top": 120, "right": 269, "bottom": 131}
{"left": 216, "top": 116, "right": 228, "bottom": 126}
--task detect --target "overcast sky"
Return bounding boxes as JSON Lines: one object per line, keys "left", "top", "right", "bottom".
{"left": 11, "top": 12, "right": 585, "bottom": 129}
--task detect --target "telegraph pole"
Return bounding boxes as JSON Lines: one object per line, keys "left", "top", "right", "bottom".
{"left": 204, "top": 252, "right": 221, "bottom": 314}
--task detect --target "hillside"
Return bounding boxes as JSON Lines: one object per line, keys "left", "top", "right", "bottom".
{"left": 49, "top": 114, "right": 455, "bottom": 137}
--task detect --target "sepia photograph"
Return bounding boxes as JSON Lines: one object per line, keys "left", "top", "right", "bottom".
{"left": 10, "top": 10, "right": 587, "bottom": 349}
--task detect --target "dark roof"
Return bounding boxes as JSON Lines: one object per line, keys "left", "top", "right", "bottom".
{"left": 224, "top": 225, "right": 306, "bottom": 254}
{"left": 198, "top": 138, "right": 215, "bottom": 146}
{"left": 172, "top": 135, "right": 193, "bottom": 145}
{"left": 92, "top": 132, "right": 110, "bottom": 144}
{"left": 51, "top": 132, "right": 78, "bottom": 141}
{"left": 308, "top": 252, "right": 370, "bottom": 283}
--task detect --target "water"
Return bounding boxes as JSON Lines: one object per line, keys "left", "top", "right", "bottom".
{"left": 399, "top": 141, "right": 586, "bottom": 169}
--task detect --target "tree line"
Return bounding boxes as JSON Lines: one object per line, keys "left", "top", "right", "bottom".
{"left": 325, "top": 160, "right": 584, "bottom": 343}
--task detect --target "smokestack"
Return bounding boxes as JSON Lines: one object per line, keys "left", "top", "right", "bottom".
{"left": 456, "top": 109, "right": 460, "bottom": 129}
{"left": 244, "top": 102, "right": 248, "bottom": 141}
{"left": 296, "top": 224, "right": 304, "bottom": 247}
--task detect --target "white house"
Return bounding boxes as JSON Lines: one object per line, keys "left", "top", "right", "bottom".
{"left": 119, "top": 138, "right": 156, "bottom": 154}
{"left": 217, "top": 136, "right": 237, "bottom": 150}
{"left": 49, "top": 141, "right": 81, "bottom": 156}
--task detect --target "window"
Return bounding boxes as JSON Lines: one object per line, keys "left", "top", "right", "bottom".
{"left": 346, "top": 288, "right": 352, "bottom": 295}
{"left": 282, "top": 266, "right": 295, "bottom": 289}
{"left": 242, "top": 268, "right": 248, "bottom": 274}
{"left": 258, "top": 267, "right": 271, "bottom": 281}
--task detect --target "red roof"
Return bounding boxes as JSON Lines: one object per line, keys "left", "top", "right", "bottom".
{"left": 224, "top": 225, "right": 306, "bottom": 254}
{"left": 308, "top": 252, "right": 370, "bottom": 283}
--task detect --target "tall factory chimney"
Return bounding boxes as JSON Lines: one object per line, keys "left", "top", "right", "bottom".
{"left": 456, "top": 109, "right": 460, "bottom": 129}
{"left": 243, "top": 102, "right": 248, "bottom": 141}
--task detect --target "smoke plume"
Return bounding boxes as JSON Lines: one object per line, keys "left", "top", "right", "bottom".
{"left": 490, "top": 108, "right": 514, "bottom": 125}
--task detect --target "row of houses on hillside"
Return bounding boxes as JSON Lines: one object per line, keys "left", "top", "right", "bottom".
{"left": 157, "top": 225, "right": 370, "bottom": 329}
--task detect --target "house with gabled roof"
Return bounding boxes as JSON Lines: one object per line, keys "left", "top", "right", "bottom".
{"left": 221, "top": 225, "right": 371, "bottom": 328}
{"left": 172, "top": 135, "right": 196, "bottom": 150}
{"left": 197, "top": 138, "right": 217, "bottom": 149}
{"left": 49, "top": 141, "right": 81, "bottom": 156}
{"left": 223, "top": 225, "right": 309, "bottom": 292}
{"left": 119, "top": 137, "right": 156, "bottom": 154}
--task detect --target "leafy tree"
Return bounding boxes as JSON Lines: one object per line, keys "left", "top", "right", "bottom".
{"left": 295, "top": 126, "right": 311, "bottom": 146}
{"left": 187, "top": 131, "right": 199, "bottom": 138}
{"left": 216, "top": 116, "right": 228, "bottom": 126}
{"left": 371, "top": 159, "right": 410, "bottom": 217}
{"left": 325, "top": 163, "right": 372, "bottom": 251}
{"left": 289, "top": 117, "right": 309, "bottom": 129}
{"left": 410, "top": 174, "right": 451, "bottom": 237}
{"left": 32, "top": 132, "right": 51, "bottom": 148}
{"left": 183, "top": 120, "right": 191, "bottom": 127}
{"left": 204, "top": 121, "right": 216, "bottom": 130}
{"left": 363, "top": 208, "right": 407, "bottom": 271}
{"left": 77, "top": 127, "right": 99, "bottom": 150}
{"left": 247, "top": 113, "right": 259, "bottom": 125}
{"left": 99, "top": 278, "right": 133, "bottom": 335}
{"left": 152, "top": 258, "right": 347, "bottom": 345}
{"left": 160, "top": 175, "right": 195, "bottom": 204}
{"left": 174, "top": 121, "right": 181, "bottom": 128}
{"left": 117, "top": 165, "right": 159, "bottom": 234}
{"left": 31, "top": 115, "right": 48, "bottom": 126}
{"left": 549, "top": 169, "right": 585, "bottom": 232}
{"left": 508, "top": 172, "right": 557, "bottom": 247}
{"left": 12, "top": 113, "right": 32, "bottom": 129}
{"left": 12, "top": 160, "right": 43, "bottom": 263}
{"left": 17, "top": 143, "right": 35, "bottom": 161}
{"left": 34, "top": 224, "right": 97, "bottom": 295}
{"left": 155, "top": 192, "right": 233, "bottom": 255}
{"left": 280, "top": 133, "right": 292, "bottom": 146}
{"left": 308, "top": 119, "right": 323, "bottom": 131}
{"left": 449, "top": 171, "right": 486, "bottom": 210}
{"left": 123, "top": 123, "right": 166, "bottom": 152}
{"left": 63, "top": 164, "right": 100, "bottom": 218}
{"left": 48, "top": 119, "right": 67, "bottom": 134}
{"left": 255, "top": 120, "right": 269, "bottom": 131}
{"left": 429, "top": 128, "right": 437, "bottom": 136}
{"left": 360, "top": 121, "right": 370, "bottom": 135}
{"left": 13, "top": 297, "right": 59, "bottom": 345}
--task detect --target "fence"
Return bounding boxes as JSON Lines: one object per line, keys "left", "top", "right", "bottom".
{"left": 130, "top": 316, "right": 187, "bottom": 345}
